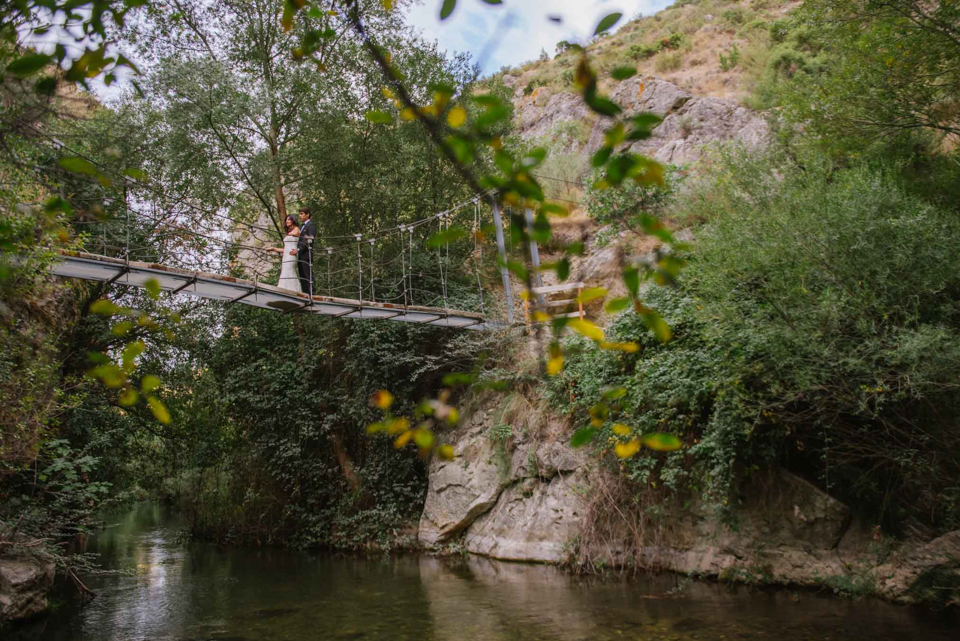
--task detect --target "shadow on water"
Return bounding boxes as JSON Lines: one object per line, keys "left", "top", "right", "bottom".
{"left": 10, "top": 503, "right": 959, "bottom": 640}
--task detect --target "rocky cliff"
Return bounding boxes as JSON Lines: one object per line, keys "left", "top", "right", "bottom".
{"left": 418, "top": 392, "right": 960, "bottom": 605}
{"left": 509, "top": 75, "right": 768, "bottom": 166}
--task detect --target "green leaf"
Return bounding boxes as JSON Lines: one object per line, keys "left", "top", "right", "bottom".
{"left": 570, "top": 427, "right": 598, "bottom": 448}
{"left": 34, "top": 76, "right": 58, "bottom": 95}
{"left": 413, "top": 428, "right": 435, "bottom": 449}
{"left": 641, "top": 308, "right": 672, "bottom": 342}
{"left": 148, "top": 396, "right": 171, "bottom": 424}
{"left": 442, "top": 372, "right": 474, "bottom": 386}
{"left": 623, "top": 266, "right": 639, "bottom": 298}
{"left": 426, "top": 226, "right": 467, "bottom": 247}
{"left": 505, "top": 259, "right": 528, "bottom": 280}
{"left": 556, "top": 257, "right": 570, "bottom": 281}
{"left": 144, "top": 278, "right": 161, "bottom": 300}
{"left": 605, "top": 297, "right": 631, "bottom": 313}
{"left": 118, "top": 388, "right": 138, "bottom": 407}
{"left": 365, "top": 109, "right": 394, "bottom": 124}
{"left": 611, "top": 66, "right": 637, "bottom": 80}
{"left": 122, "top": 168, "right": 148, "bottom": 181}
{"left": 141, "top": 375, "right": 161, "bottom": 393}
{"left": 43, "top": 196, "right": 73, "bottom": 215}
{"left": 577, "top": 287, "right": 608, "bottom": 304}
{"left": 592, "top": 146, "right": 612, "bottom": 168}
{"left": 90, "top": 299, "right": 122, "bottom": 315}
{"left": 89, "top": 363, "right": 124, "bottom": 388}
{"left": 477, "top": 103, "right": 509, "bottom": 128}
{"left": 594, "top": 12, "right": 623, "bottom": 35}
{"left": 58, "top": 156, "right": 98, "bottom": 176}
{"left": 585, "top": 93, "right": 621, "bottom": 117}
{"left": 530, "top": 212, "right": 551, "bottom": 243}
{"left": 440, "top": 0, "right": 456, "bottom": 19}
{"left": 7, "top": 53, "right": 53, "bottom": 78}
{"left": 87, "top": 352, "right": 109, "bottom": 365}
{"left": 121, "top": 340, "right": 145, "bottom": 370}
{"left": 631, "top": 113, "right": 663, "bottom": 129}
{"left": 641, "top": 432, "right": 682, "bottom": 451}
{"left": 111, "top": 321, "right": 133, "bottom": 337}
{"left": 602, "top": 387, "right": 627, "bottom": 401}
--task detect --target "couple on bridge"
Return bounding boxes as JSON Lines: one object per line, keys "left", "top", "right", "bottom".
{"left": 269, "top": 207, "right": 316, "bottom": 296}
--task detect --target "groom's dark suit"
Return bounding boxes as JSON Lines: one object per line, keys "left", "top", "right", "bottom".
{"left": 297, "top": 218, "right": 316, "bottom": 296}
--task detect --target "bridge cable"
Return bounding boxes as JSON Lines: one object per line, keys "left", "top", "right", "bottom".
{"left": 400, "top": 225, "right": 408, "bottom": 309}
{"left": 409, "top": 227, "right": 415, "bottom": 306}
{"left": 369, "top": 239, "right": 375, "bottom": 302}
{"left": 356, "top": 235, "right": 363, "bottom": 312}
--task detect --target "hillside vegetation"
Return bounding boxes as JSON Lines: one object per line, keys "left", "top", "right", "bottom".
{"left": 496, "top": 0, "right": 805, "bottom": 109}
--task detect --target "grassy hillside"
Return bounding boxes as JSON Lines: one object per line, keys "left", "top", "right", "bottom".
{"left": 493, "top": 0, "right": 803, "bottom": 108}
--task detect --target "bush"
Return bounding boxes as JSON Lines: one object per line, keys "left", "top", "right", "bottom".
{"left": 628, "top": 44, "right": 658, "bottom": 60}
{"left": 721, "top": 7, "right": 748, "bottom": 26}
{"left": 655, "top": 51, "right": 684, "bottom": 73}
{"left": 719, "top": 44, "right": 741, "bottom": 71}
{"left": 553, "top": 144, "right": 960, "bottom": 536}
{"left": 581, "top": 165, "right": 682, "bottom": 233}
{"left": 687, "top": 146, "right": 960, "bottom": 533}
{"left": 523, "top": 78, "right": 547, "bottom": 96}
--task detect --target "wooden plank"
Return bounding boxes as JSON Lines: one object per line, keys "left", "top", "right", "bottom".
{"left": 544, "top": 298, "right": 575, "bottom": 307}
{"left": 552, "top": 311, "right": 584, "bottom": 319}
{"left": 531, "top": 282, "right": 584, "bottom": 295}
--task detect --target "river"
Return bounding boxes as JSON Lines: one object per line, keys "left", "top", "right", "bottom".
{"left": 12, "top": 503, "right": 957, "bottom": 640}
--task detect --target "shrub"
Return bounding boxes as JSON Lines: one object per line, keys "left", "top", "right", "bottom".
{"left": 581, "top": 165, "right": 682, "bottom": 232}
{"left": 721, "top": 7, "right": 747, "bottom": 26}
{"left": 719, "top": 44, "right": 741, "bottom": 71}
{"left": 655, "top": 50, "right": 684, "bottom": 73}
{"left": 687, "top": 146, "right": 960, "bottom": 533}
{"left": 662, "top": 33, "right": 684, "bottom": 50}
{"left": 628, "top": 44, "right": 658, "bottom": 60}
{"left": 523, "top": 78, "right": 547, "bottom": 96}
{"left": 554, "top": 144, "right": 960, "bottom": 536}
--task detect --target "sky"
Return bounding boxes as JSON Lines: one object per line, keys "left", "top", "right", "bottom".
{"left": 404, "top": 0, "right": 676, "bottom": 76}
{"left": 23, "top": 0, "right": 677, "bottom": 102}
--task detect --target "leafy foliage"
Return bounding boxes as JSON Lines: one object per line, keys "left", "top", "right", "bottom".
{"left": 551, "top": 143, "right": 960, "bottom": 533}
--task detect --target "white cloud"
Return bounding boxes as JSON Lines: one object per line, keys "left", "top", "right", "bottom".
{"left": 405, "top": 0, "right": 676, "bottom": 75}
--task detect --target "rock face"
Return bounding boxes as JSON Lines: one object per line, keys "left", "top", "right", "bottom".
{"left": 0, "top": 555, "right": 56, "bottom": 623}
{"left": 418, "top": 393, "right": 960, "bottom": 604}
{"left": 419, "top": 395, "right": 586, "bottom": 563}
{"left": 513, "top": 76, "right": 768, "bottom": 165}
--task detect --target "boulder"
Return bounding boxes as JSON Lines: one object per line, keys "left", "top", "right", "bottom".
{"left": 418, "top": 424, "right": 509, "bottom": 545}
{"left": 0, "top": 555, "right": 56, "bottom": 623}
{"left": 465, "top": 469, "right": 587, "bottom": 563}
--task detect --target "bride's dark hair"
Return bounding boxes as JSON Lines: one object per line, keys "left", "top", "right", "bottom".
{"left": 284, "top": 214, "right": 299, "bottom": 234}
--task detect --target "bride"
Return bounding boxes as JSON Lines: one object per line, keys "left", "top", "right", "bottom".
{"left": 268, "top": 215, "right": 301, "bottom": 293}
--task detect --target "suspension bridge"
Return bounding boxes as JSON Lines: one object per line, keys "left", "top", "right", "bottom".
{"left": 51, "top": 249, "right": 496, "bottom": 329}
{"left": 31, "top": 127, "right": 592, "bottom": 332}
{"left": 48, "top": 181, "right": 527, "bottom": 331}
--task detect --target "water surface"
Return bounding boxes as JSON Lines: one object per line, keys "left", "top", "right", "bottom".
{"left": 15, "top": 503, "right": 957, "bottom": 640}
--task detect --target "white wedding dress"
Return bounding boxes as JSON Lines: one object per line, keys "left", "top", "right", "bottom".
{"left": 277, "top": 235, "right": 302, "bottom": 293}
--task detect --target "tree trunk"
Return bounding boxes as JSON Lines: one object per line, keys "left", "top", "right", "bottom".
{"left": 330, "top": 433, "right": 362, "bottom": 492}
{"left": 270, "top": 133, "right": 288, "bottom": 231}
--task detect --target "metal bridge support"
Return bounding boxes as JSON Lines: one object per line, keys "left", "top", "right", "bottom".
{"left": 490, "top": 197, "right": 514, "bottom": 324}
{"left": 524, "top": 207, "right": 545, "bottom": 310}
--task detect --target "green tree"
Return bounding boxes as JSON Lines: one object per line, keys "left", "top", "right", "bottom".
{"left": 791, "top": 0, "right": 960, "bottom": 146}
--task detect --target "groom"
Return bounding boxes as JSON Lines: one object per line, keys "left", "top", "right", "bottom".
{"left": 290, "top": 207, "right": 316, "bottom": 297}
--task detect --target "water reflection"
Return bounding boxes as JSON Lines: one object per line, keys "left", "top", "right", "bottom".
{"left": 12, "top": 503, "right": 957, "bottom": 640}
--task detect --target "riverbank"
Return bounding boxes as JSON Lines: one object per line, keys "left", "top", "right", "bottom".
{"left": 415, "top": 391, "right": 960, "bottom": 608}
{"left": 7, "top": 503, "right": 959, "bottom": 640}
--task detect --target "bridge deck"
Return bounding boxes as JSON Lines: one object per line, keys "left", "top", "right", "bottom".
{"left": 51, "top": 251, "right": 497, "bottom": 331}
